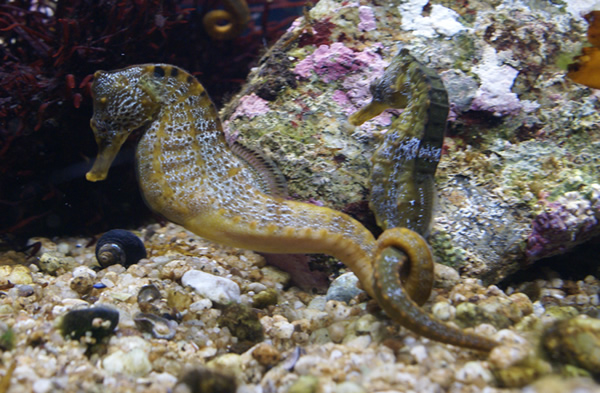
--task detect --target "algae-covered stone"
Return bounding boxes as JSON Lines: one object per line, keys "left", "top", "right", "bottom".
{"left": 542, "top": 315, "right": 600, "bottom": 377}
{"left": 288, "top": 375, "right": 319, "bottom": 393}
{"left": 217, "top": 303, "right": 263, "bottom": 343}
{"left": 252, "top": 287, "right": 278, "bottom": 308}
{"left": 39, "top": 252, "right": 77, "bottom": 274}
{"left": 59, "top": 305, "right": 119, "bottom": 341}
{"left": 455, "top": 301, "right": 512, "bottom": 329}
{"left": 173, "top": 367, "right": 237, "bottom": 393}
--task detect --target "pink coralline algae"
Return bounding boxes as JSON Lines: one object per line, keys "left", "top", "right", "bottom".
{"left": 231, "top": 93, "right": 271, "bottom": 119}
{"left": 294, "top": 42, "right": 371, "bottom": 83}
{"left": 526, "top": 185, "right": 600, "bottom": 260}
{"left": 358, "top": 6, "right": 377, "bottom": 32}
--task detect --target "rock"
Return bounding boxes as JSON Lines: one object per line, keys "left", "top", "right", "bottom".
{"left": 325, "top": 272, "right": 363, "bottom": 303}
{"left": 287, "top": 375, "right": 319, "bottom": 393}
{"left": 0, "top": 265, "right": 33, "bottom": 286}
{"left": 252, "top": 288, "right": 278, "bottom": 308}
{"left": 542, "top": 315, "right": 600, "bottom": 377}
{"left": 251, "top": 342, "right": 281, "bottom": 367}
{"left": 334, "top": 382, "right": 366, "bottom": 393}
{"left": 224, "top": 0, "right": 600, "bottom": 283}
{"left": 173, "top": 367, "right": 237, "bottom": 393}
{"left": 102, "top": 337, "right": 152, "bottom": 377}
{"left": 182, "top": 269, "right": 240, "bottom": 304}
{"left": 38, "top": 252, "right": 77, "bottom": 275}
{"left": 59, "top": 305, "right": 119, "bottom": 341}
{"left": 70, "top": 266, "right": 96, "bottom": 294}
{"left": 217, "top": 303, "right": 264, "bottom": 343}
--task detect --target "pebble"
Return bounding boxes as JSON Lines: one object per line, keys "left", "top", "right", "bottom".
{"left": 102, "top": 337, "right": 152, "bottom": 377}
{"left": 0, "top": 265, "right": 33, "bottom": 285}
{"left": 252, "top": 342, "right": 281, "bottom": 366}
{"left": 325, "top": 272, "right": 362, "bottom": 303}
{"left": 288, "top": 375, "right": 319, "bottom": 393}
{"left": 182, "top": 269, "right": 240, "bottom": 304}
{"left": 432, "top": 301, "right": 455, "bottom": 321}
{"left": 433, "top": 263, "right": 460, "bottom": 289}
{"left": 324, "top": 300, "right": 351, "bottom": 321}
{"left": 334, "top": 381, "right": 366, "bottom": 393}
{"left": 14, "top": 284, "right": 34, "bottom": 297}
{"left": 542, "top": 315, "right": 600, "bottom": 375}
{"left": 455, "top": 361, "right": 494, "bottom": 385}
{"left": 409, "top": 345, "right": 428, "bottom": 363}
{"left": 159, "top": 259, "right": 191, "bottom": 281}
{"left": 271, "top": 318, "right": 295, "bottom": 340}
{"left": 260, "top": 266, "right": 290, "bottom": 287}
{"left": 38, "top": 252, "right": 76, "bottom": 274}
{"left": 189, "top": 299, "right": 213, "bottom": 313}
{"left": 32, "top": 379, "right": 53, "bottom": 393}
{"left": 327, "top": 321, "right": 347, "bottom": 343}
{"left": 489, "top": 343, "right": 531, "bottom": 369}
{"left": 59, "top": 305, "right": 119, "bottom": 341}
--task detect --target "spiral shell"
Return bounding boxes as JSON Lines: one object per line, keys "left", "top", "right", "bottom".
{"left": 95, "top": 229, "right": 147, "bottom": 268}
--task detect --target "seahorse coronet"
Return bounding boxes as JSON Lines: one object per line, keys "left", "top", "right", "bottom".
{"left": 86, "top": 58, "right": 498, "bottom": 351}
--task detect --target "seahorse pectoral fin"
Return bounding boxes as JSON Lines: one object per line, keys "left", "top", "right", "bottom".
{"left": 348, "top": 101, "right": 390, "bottom": 126}
{"left": 86, "top": 130, "right": 129, "bottom": 182}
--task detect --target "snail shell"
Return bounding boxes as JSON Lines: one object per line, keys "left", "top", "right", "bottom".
{"left": 134, "top": 312, "right": 177, "bottom": 340}
{"left": 95, "top": 229, "right": 147, "bottom": 268}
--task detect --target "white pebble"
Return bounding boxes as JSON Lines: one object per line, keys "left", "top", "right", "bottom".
{"left": 489, "top": 344, "right": 530, "bottom": 369}
{"left": 33, "top": 378, "right": 53, "bottom": 393}
{"left": 455, "top": 361, "right": 493, "bottom": 384}
{"left": 72, "top": 266, "right": 96, "bottom": 279}
{"left": 56, "top": 242, "right": 70, "bottom": 255}
{"left": 432, "top": 301, "right": 455, "bottom": 321}
{"left": 272, "top": 320, "right": 295, "bottom": 339}
{"left": 102, "top": 348, "right": 152, "bottom": 377}
{"left": 189, "top": 299, "right": 213, "bottom": 313}
{"left": 410, "top": 345, "right": 428, "bottom": 363}
{"left": 324, "top": 300, "right": 351, "bottom": 321}
{"left": 182, "top": 269, "right": 240, "bottom": 304}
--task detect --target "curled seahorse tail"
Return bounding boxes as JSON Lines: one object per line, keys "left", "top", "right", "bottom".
{"left": 375, "top": 228, "right": 433, "bottom": 305}
{"left": 374, "top": 228, "right": 499, "bottom": 352}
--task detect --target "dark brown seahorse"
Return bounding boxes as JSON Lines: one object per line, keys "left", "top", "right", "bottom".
{"left": 350, "top": 49, "right": 447, "bottom": 236}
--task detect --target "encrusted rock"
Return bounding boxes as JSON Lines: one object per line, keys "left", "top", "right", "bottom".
{"left": 542, "top": 315, "right": 600, "bottom": 377}
{"left": 59, "top": 305, "right": 119, "bottom": 341}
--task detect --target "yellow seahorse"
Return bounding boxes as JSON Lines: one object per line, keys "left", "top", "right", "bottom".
{"left": 86, "top": 62, "right": 498, "bottom": 351}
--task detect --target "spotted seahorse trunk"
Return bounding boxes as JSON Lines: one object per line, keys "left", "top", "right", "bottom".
{"left": 350, "top": 49, "right": 448, "bottom": 236}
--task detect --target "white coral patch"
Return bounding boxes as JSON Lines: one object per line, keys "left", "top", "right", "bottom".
{"left": 398, "top": 0, "right": 469, "bottom": 38}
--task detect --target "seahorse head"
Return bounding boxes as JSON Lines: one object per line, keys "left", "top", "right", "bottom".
{"left": 86, "top": 66, "right": 161, "bottom": 182}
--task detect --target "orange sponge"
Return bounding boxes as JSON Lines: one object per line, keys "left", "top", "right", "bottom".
{"left": 567, "top": 11, "right": 600, "bottom": 89}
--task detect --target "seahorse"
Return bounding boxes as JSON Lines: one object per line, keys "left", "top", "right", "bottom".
{"left": 349, "top": 49, "right": 447, "bottom": 236}
{"left": 202, "top": 0, "right": 250, "bottom": 41}
{"left": 85, "top": 63, "right": 498, "bottom": 351}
